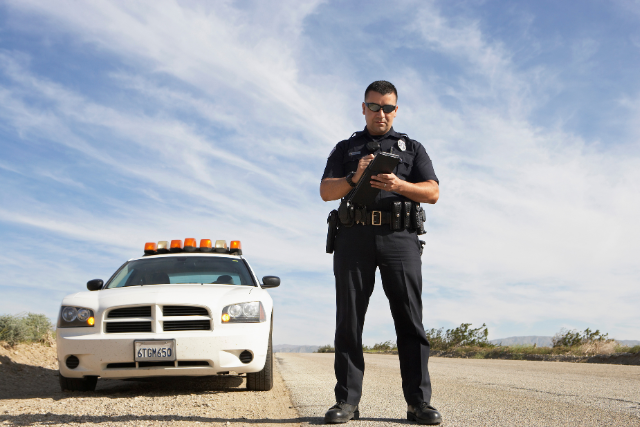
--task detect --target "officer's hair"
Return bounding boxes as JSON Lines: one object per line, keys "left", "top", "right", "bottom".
{"left": 364, "top": 81, "right": 398, "bottom": 101}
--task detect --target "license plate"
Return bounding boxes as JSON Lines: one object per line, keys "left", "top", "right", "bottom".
{"left": 134, "top": 340, "right": 176, "bottom": 362}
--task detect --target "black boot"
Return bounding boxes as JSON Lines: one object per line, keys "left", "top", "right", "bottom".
{"left": 407, "top": 403, "right": 442, "bottom": 425}
{"left": 324, "top": 402, "right": 359, "bottom": 424}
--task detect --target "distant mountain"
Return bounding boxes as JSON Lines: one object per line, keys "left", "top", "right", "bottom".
{"left": 490, "top": 336, "right": 640, "bottom": 348}
{"left": 491, "top": 336, "right": 553, "bottom": 347}
{"left": 274, "top": 344, "right": 320, "bottom": 353}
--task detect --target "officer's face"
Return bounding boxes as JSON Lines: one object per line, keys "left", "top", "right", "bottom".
{"left": 362, "top": 91, "right": 398, "bottom": 136}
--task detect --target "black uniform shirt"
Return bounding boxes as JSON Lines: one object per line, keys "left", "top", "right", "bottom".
{"left": 322, "top": 127, "right": 439, "bottom": 209}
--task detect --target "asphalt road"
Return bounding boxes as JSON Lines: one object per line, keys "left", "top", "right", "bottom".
{"left": 276, "top": 353, "right": 640, "bottom": 426}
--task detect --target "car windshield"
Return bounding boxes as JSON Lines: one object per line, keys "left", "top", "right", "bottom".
{"left": 106, "top": 256, "right": 256, "bottom": 288}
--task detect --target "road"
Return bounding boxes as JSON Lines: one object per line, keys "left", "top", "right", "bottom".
{"left": 276, "top": 353, "right": 640, "bottom": 426}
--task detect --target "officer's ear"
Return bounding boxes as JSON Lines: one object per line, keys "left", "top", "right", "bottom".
{"left": 362, "top": 102, "right": 366, "bottom": 115}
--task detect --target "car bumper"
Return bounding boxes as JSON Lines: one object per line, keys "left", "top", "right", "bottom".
{"left": 57, "top": 324, "right": 270, "bottom": 379}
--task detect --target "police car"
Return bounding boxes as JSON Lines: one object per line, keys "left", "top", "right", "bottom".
{"left": 56, "top": 238, "right": 280, "bottom": 392}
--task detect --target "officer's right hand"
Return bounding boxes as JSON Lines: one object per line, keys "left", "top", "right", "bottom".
{"left": 353, "top": 154, "right": 375, "bottom": 184}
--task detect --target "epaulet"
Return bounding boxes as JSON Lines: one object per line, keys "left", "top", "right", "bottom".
{"left": 349, "top": 131, "right": 364, "bottom": 139}
{"left": 396, "top": 132, "right": 409, "bottom": 140}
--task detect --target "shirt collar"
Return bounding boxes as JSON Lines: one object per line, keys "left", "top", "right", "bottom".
{"left": 363, "top": 126, "right": 399, "bottom": 140}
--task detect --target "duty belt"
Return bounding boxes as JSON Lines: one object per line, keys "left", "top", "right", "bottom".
{"left": 337, "top": 200, "right": 426, "bottom": 234}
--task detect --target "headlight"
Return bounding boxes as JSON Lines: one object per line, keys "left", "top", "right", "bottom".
{"left": 221, "top": 302, "right": 265, "bottom": 323}
{"left": 59, "top": 306, "right": 95, "bottom": 328}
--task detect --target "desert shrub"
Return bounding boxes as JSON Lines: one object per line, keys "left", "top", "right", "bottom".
{"left": 0, "top": 313, "right": 54, "bottom": 346}
{"left": 316, "top": 344, "right": 335, "bottom": 353}
{"left": 370, "top": 340, "right": 396, "bottom": 352}
{"left": 552, "top": 328, "right": 610, "bottom": 348}
{"left": 425, "top": 327, "right": 448, "bottom": 350}
{"left": 425, "top": 323, "right": 494, "bottom": 351}
{"left": 627, "top": 345, "right": 640, "bottom": 354}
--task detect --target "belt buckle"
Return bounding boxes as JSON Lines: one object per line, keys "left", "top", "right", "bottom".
{"left": 371, "top": 211, "right": 382, "bottom": 226}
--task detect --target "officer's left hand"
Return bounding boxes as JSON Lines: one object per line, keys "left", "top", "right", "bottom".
{"left": 371, "top": 173, "right": 403, "bottom": 192}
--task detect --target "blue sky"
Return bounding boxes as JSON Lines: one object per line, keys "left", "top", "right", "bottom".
{"left": 1, "top": 0, "right": 639, "bottom": 346}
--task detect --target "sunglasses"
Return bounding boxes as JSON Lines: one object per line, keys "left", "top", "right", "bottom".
{"left": 365, "top": 102, "right": 396, "bottom": 114}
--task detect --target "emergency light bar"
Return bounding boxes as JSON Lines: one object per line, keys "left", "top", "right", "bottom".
{"left": 143, "top": 239, "right": 242, "bottom": 256}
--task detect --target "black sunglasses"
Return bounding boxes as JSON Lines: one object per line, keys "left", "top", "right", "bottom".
{"left": 365, "top": 102, "right": 396, "bottom": 113}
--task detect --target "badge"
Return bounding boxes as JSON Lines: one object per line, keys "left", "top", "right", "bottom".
{"left": 398, "top": 139, "right": 406, "bottom": 151}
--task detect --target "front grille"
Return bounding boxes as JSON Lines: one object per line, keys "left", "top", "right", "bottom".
{"left": 163, "top": 320, "right": 211, "bottom": 331}
{"left": 108, "top": 306, "right": 152, "bottom": 318}
{"left": 106, "top": 321, "right": 152, "bottom": 333}
{"left": 163, "top": 306, "right": 208, "bottom": 316}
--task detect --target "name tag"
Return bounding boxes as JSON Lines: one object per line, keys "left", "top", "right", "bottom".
{"left": 349, "top": 151, "right": 361, "bottom": 156}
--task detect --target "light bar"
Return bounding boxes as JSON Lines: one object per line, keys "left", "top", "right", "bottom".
{"left": 144, "top": 242, "right": 157, "bottom": 255}
{"left": 184, "top": 238, "right": 197, "bottom": 252}
{"left": 142, "top": 239, "right": 243, "bottom": 256}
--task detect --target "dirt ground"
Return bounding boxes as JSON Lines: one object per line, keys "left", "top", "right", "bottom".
{"left": 0, "top": 342, "right": 303, "bottom": 426}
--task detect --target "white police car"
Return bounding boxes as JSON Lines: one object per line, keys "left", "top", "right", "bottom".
{"left": 56, "top": 238, "right": 280, "bottom": 392}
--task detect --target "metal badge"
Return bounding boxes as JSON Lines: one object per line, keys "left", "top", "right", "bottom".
{"left": 398, "top": 139, "right": 406, "bottom": 151}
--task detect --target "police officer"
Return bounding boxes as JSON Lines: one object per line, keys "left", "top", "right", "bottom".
{"left": 320, "top": 81, "right": 442, "bottom": 425}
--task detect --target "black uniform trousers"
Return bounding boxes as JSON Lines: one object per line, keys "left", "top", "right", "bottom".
{"left": 333, "top": 223, "right": 432, "bottom": 406}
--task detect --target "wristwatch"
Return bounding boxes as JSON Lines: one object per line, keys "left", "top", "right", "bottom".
{"left": 346, "top": 171, "right": 357, "bottom": 187}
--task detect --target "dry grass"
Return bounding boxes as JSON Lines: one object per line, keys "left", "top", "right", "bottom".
{"left": 578, "top": 340, "right": 618, "bottom": 356}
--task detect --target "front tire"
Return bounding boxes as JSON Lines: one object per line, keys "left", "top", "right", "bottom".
{"left": 246, "top": 318, "right": 273, "bottom": 391}
{"left": 59, "top": 373, "right": 98, "bottom": 392}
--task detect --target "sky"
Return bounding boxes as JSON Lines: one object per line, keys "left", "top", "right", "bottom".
{"left": 1, "top": 0, "right": 639, "bottom": 346}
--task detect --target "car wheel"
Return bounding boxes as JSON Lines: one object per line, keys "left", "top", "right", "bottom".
{"left": 246, "top": 317, "right": 273, "bottom": 391}
{"left": 59, "top": 372, "right": 98, "bottom": 392}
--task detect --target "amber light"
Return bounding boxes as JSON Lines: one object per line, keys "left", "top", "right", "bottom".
{"left": 221, "top": 313, "right": 230, "bottom": 323}
{"left": 87, "top": 317, "right": 95, "bottom": 326}
{"left": 200, "top": 239, "right": 212, "bottom": 252}
{"left": 184, "top": 238, "right": 197, "bottom": 252}
{"left": 169, "top": 240, "right": 183, "bottom": 253}
{"left": 144, "top": 242, "right": 157, "bottom": 255}
{"left": 229, "top": 240, "right": 242, "bottom": 255}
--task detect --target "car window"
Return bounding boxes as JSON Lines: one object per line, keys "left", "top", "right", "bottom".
{"left": 106, "top": 257, "right": 255, "bottom": 288}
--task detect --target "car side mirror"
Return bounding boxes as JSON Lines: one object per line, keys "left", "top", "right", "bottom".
{"left": 261, "top": 276, "right": 280, "bottom": 288}
{"left": 87, "top": 279, "right": 104, "bottom": 291}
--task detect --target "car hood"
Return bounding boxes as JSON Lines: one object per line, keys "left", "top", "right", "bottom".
{"left": 62, "top": 284, "right": 259, "bottom": 311}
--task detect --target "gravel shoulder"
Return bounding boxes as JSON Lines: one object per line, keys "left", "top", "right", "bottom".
{"left": 0, "top": 342, "right": 302, "bottom": 426}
